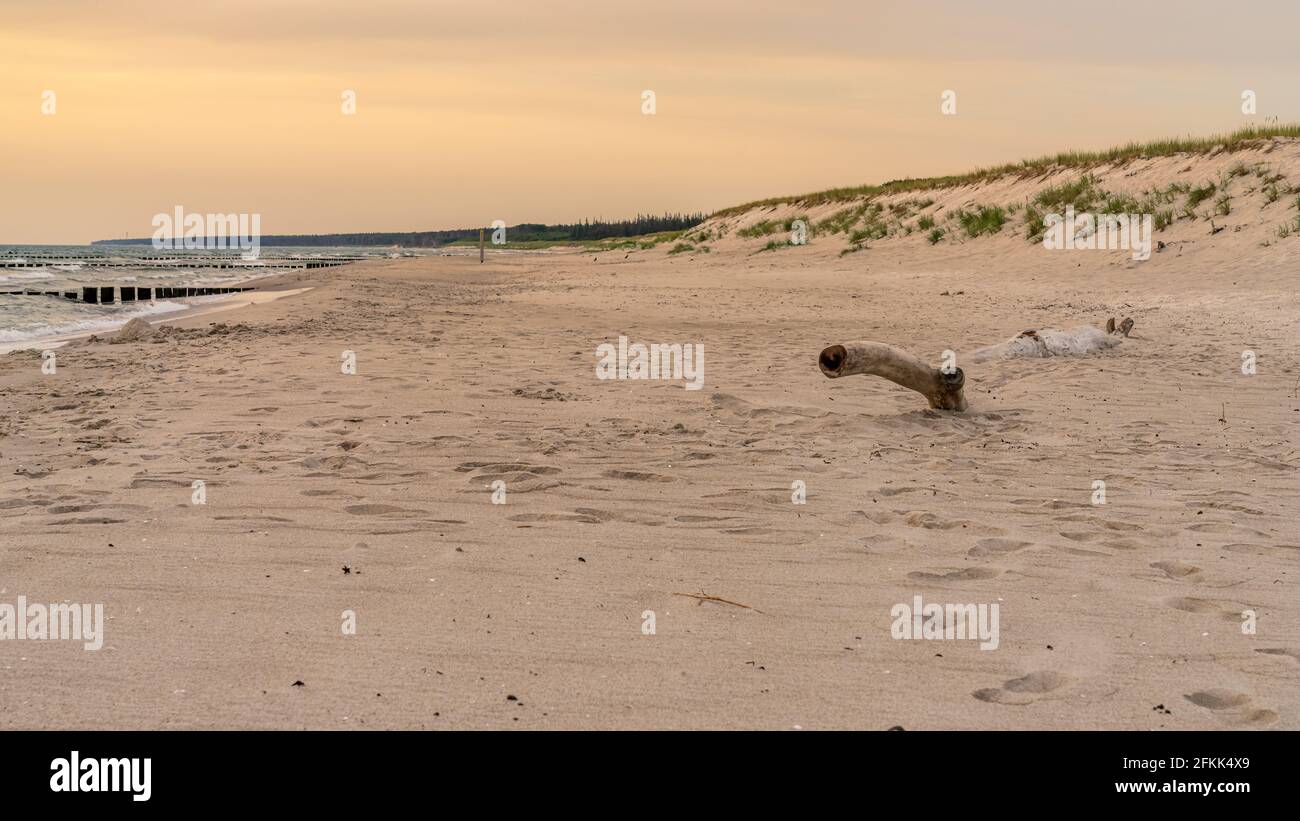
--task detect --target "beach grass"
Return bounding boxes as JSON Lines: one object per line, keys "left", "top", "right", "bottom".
{"left": 711, "top": 124, "right": 1300, "bottom": 217}
{"left": 955, "top": 205, "right": 1007, "bottom": 237}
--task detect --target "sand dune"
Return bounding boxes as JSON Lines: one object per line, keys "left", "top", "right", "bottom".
{"left": 1, "top": 141, "right": 1297, "bottom": 729}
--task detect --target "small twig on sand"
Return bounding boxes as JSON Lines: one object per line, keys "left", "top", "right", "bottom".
{"left": 672, "top": 591, "right": 765, "bottom": 614}
{"left": 1218, "top": 403, "right": 1227, "bottom": 424}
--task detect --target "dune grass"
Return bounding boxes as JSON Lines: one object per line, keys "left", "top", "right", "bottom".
{"left": 736, "top": 219, "right": 781, "bottom": 238}
{"left": 1034, "top": 174, "right": 1102, "bottom": 212}
{"left": 954, "top": 205, "right": 1007, "bottom": 237}
{"left": 668, "top": 241, "right": 710, "bottom": 255}
{"left": 711, "top": 124, "right": 1300, "bottom": 218}
{"left": 1186, "top": 182, "right": 1217, "bottom": 210}
{"left": 1024, "top": 205, "right": 1045, "bottom": 240}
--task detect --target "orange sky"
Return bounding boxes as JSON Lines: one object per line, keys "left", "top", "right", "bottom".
{"left": 3, "top": 0, "right": 1298, "bottom": 243}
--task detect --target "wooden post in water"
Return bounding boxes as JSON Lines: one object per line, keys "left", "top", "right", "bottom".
{"left": 479, "top": 228, "right": 485, "bottom": 264}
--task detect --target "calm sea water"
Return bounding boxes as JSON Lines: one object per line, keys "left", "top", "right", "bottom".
{"left": 0, "top": 245, "right": 400, "bottom": 347}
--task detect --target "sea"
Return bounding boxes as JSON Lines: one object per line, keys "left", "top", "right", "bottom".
{"left": 0, "top": 245, "right": 405, "bottom": 349}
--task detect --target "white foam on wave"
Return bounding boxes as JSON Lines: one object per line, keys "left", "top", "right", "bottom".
{"left": 0, "top": 269, "right": 56, "bottom": 283}
{"left": 0, "top": 300, "right": 189, "bottom": 345}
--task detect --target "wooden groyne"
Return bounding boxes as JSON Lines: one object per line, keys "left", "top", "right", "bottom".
{"left": 0, "top": 253, "right": 370, "bottom": 261}
{"left": 0, "top": 253, "right": 363, "bottom": 303}
{"left": 0, "top": 259, "right": 354, "bottom": 270}
{"left": 1, "top": 286, "right": 258, "bottom": 304}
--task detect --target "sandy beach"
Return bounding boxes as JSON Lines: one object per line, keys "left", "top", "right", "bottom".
{"left": 3, "top": 145, "right": 1297, "bottom": 728}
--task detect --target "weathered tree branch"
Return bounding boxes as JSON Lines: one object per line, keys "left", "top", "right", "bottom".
{"left": 819, "top": 341, "right": 967, "bottom": 411}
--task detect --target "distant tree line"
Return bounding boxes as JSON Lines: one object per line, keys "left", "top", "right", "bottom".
{"left": 92, "top": 213, "right": 707, "bottom": 247}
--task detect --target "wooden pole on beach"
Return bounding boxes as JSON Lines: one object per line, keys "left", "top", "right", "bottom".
{"left": 479, "top": 228, "right": 485, "bottom": 263}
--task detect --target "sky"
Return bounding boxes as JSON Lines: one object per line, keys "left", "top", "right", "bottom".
{"left": 3, "top": 0, "right": 1299, "bottom": 243}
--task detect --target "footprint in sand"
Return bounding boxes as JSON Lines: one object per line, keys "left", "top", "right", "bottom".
{"left": 1151, "top": 560, "right": 1202, "bottom": 581}
{"left": 47, "top": 503, "right": 146, "bottom": 515}
{"left": 860, "top": 535, "right": 916, "bottom": 555}
{"left": 902, "top": 511, "right": 965, "bottom": 531}
{"left": 1059, "top": 530, "right": 1103, "bottom": 543}
{"left": 1041, "top": 499, "right": 1087, "bottom": 511}
{"left": 967, "top": 538, "right": 1033, "bottom": 558}
{"left": 973, "top": 671, "right": 1072, "bottom": 705}
{"left": 343, "top": 504, "right": 426, "bottom": 517}
{"left": 507, "top": 512, "right": 602, "bottom": 524}
{"left": 1053, "top": 514, "right": 1141, "bottom": 532}
{"left": 48, "top": 516, "right": 129, "bottom": 525}
{"left": 457, "top": 462, "right": 563, "bottom": 492}
{"left": 1164, "top": 596, "right": 1248, "bottom": 620}
{"left": 1254, "top": 648, "right": 1300, "bottom": 663}
{"left": 1101, "top": 538, "right": 1145, "bottom": 551}
{"left": 877, "top": 485, "right": 938, "bottom": 498}
{"left": 301, "top": 454, "right": 366, "bottom": 473}
{"left": 1186, "top": 522, "right": 1271, "bottom": 538}
{"left": 908, "top": 567, "right": 1001, "bottom": 582}
{"left": 0, "top": 499, "right": 43, "bottom": 511}
{"left": 602, "top": 469, "right": 674, "bottom": 483}
{"left": 129, "top": 477, "right": 194, "bottom": 489}
{"left": 1184, "top": 689, "right": 1278, "bottom": 727}
{"left": 1186, "top": 690, "right": 1249, "bottom": 709}
{"left": 457, "top": 462, "right": 561, "bottom": 476}
{"left": 572, "top": 507, "right": 664, "bottom": 526}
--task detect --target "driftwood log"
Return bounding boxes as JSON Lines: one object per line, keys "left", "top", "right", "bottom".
{"left": 819, "top": 318, "right": 1134, "bottom": 412}
{"left": 818, "top": 342, "right": 967, "bottom": 411}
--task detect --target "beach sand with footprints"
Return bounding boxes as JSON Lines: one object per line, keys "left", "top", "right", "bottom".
{"left": 2, "top": 232, "right": 1296, "bottom": 730}
{"left": 4, "top": 137, "right": 1300, "bottom": 728}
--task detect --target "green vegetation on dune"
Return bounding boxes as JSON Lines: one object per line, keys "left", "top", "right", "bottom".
{"left": 736, "top": 219, "right": 781, "bottom": 238}
{"left": 849, "top": 219, "right": 888, "bottom": 244}
{"left": 638, "top": 230, "right": 687, "bottom": 249}
{"left": 668, "top": 240, "right": 711, "bottom": 255}
{"left": 816, "top": 202, "right": 879, "bottom": 235}
{"left": 711, "top": 124, "right": 1300, "bottom": 218}
{"left": 445, "top": 227, "right": 691, "bottom": 252}
{"left": 1186, "top": 182, "right": 1217, "bottom": 209}
{"left": 954, "top": 205, "right": 1007, "bottom": 237}
{"left": 709, "top": 125, "right": 1300, "bottom": 257}
{"left": 1034, "top": 174, "right": 1103, "bottom": 213}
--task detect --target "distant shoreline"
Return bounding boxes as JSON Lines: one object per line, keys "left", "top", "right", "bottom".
{"left": 89, "top": 213, "right": 706, "bottom": 249}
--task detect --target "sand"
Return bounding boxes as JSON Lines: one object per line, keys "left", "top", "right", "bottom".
{"left": 2, "top": 160, "right": 1298, "bottom": 730}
